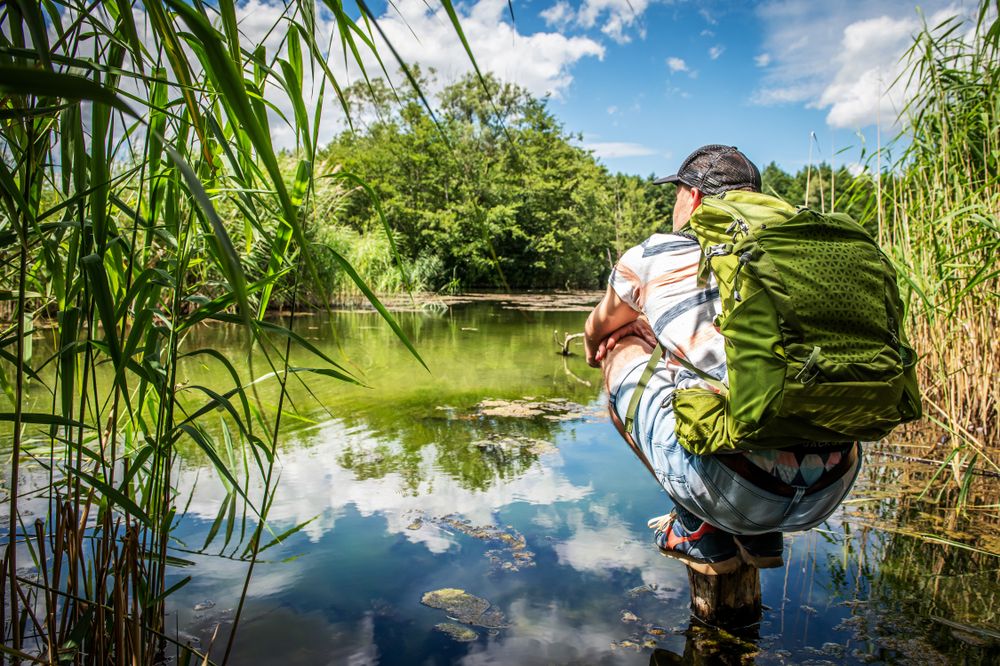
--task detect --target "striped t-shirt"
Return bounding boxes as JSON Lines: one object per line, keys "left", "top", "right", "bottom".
{"left": 609, "top": 232, "right": 851, "bottom": 485}
{"left": 609, "top": 233, "right": 726, "bottom": 392}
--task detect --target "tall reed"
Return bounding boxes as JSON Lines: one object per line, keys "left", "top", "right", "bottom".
{"left": 0, "top": 0, "right": 471, "bottom": 662}
{"left": 883, "top": 3, "right": 999, "bottom": 484}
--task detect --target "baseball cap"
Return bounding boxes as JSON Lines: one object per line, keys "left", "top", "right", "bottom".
{"left": 653, "top": 145, "right": 761, "bottom": 195}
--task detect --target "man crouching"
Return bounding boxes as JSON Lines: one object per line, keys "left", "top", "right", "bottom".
{"left": 585, "top": 145, "right": 861, "bottom": 574}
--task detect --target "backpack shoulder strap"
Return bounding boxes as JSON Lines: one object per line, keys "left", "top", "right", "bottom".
{"left": 623, "top": 344, "right": 729, "bottom": 435}
{"left": 624, "top": 345, "right": 664, "bottom": 434}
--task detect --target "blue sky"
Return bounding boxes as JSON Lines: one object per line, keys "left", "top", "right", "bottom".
{"left": 49, "top": 0, "right": 979, "bottom": 176}
{"left": 342, "top": 0, "right": 979, "bottom": 176}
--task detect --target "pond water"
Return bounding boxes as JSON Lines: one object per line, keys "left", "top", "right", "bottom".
{"left": 11, "top": 300, "right": 1000, "bottom": 664}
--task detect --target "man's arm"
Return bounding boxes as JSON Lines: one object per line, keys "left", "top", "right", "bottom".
{"left": 584, "top": 285, "right": 641, "bottom": 367}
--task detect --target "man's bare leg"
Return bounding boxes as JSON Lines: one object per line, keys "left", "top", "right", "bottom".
{"left": 602, "top": 335, "right": 659, "bottom": 479}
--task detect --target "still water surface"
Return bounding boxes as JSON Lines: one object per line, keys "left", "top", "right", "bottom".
{"left": 23, "top": 300, "right": 1000, "bottom": 664}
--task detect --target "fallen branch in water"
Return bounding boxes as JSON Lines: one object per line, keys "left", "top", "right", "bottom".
{"left": 562, "top": 357, "right": 591, "bottom": 387}
{"left": 554, "top": 330, "right": 584, "bottom": 356}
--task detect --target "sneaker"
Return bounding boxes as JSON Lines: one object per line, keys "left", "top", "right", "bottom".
{"left": 647, "top": 512, "right": 741, "bottom": 575}
{"left": 733, "top": 532, "right": 784, "bottom": 568}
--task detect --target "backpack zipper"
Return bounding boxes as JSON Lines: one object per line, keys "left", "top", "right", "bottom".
{"left": 732, "top": 250, "right": 753, "bottom": 302}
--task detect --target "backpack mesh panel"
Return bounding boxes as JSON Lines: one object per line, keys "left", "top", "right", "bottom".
{"left": 763, "top": 220, "right": 887, "bottom": 361}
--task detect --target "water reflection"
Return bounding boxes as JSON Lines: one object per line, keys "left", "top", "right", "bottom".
{"left": 8, "top": 302, "right": 1000, "bottom": 664}
{"left": 175, "top": 417, "right": 594, "bottom": 550}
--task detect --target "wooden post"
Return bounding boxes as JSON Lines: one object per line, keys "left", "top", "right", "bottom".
{"left": 686, "top": 562, "right": 761, "bottom": 628}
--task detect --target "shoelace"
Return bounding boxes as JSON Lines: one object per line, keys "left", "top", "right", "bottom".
{"left": 646, "top": 511, "right": 676, "bottom": 534}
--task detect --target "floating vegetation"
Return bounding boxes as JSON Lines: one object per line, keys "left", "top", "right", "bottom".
{"left": 475, "top": 397, "right": 595, "bottom": 421}
{"left": 355, "top": 291, "right": 602, "bottom": 313}
{"left": 608, "top": 609, "right": 678, "bottom": 653}
{"left": 626, "top": 584, "right": 659, "bottom": 599}
{"left": 421, "top": 589, "right": 507, "bottom": 629}
{"left": 429, "top": 514, "right": 536, "bottom": 572}
{"left": 471, "top": 433, "right": 557, "bottom": 456}
{"left": 434, "top": 623, "right": 478, "bottom": 642}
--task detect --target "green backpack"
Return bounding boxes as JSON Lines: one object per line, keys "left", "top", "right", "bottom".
{"left": 633, "top": 191, "right": 921, "bottom": 455}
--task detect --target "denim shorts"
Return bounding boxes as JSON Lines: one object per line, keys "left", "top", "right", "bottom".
{"left": 609, "top": 355, "right": 863, "bottom": 536}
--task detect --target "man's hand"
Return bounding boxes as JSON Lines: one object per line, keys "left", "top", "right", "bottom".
{"left": 585, "top": 285, "right": 641, "bottom": 367}
{"left": 594, "top": 317, "right": 656, "bottom": 364}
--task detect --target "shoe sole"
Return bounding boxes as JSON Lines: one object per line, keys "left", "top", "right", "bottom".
{"left": 734, "top": 540, "right": 784, "bottom": 569}
{"left": 656, "top": 547, "right": 743, "bottom": 576}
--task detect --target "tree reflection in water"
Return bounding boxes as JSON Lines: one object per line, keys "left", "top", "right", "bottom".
{"left": 11, "top": 302, "right": 1000, "bottom": 664}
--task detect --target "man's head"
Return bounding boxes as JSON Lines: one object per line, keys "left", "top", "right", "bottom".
{"left": 654, "top": 145, "right": 761, "bottom": 230}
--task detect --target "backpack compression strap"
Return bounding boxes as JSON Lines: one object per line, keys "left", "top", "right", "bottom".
{"left": 624, "top": 344, "right": 664, "bottom": 435}
{"left": 623, "top": 343, "right": 729, "bottom": 435}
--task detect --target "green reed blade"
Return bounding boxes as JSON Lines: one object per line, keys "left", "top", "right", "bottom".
{"left": 73, "top": 467, "right": 153, "bottom": 528}
{"left": 202, "top": 491, "right": 232, "bottom": 551}
{"left": 355, "top": 0, "right": 450, "bottom": 148}
{"left": 0, "top": 66, "right": 139, "bottom": 119}
{"left": 175, "top": 385, "right": 255, "bottom": 443}
{"left": 164, "top": 144, "right": 251, "bottom": 326}
{"left": 148, "top": 575, "right": 192, "bottom": 607}
{"left": 179, "top": 348, "right": 256, "bottom": 430}
{"left": 111, "top": 0, "right": 145, "bottom": 73}
{"left": 256, "top": 515, "right": 319, "bottom": 554}
{"left": 119, "top": 443, "right": 156, "bottom": 489}
{"left": 145, "top": 0, "right": 211, "bottom": 158}
{"left": 294, "top": 15, "right": 354, "bottom": 132}
{"left": 0, "top": 411, "right": 87, "bottom": 429}
{"left": 173, "top": 424, "right": 260, "bottom": 519}
{"left": 12, "top": 0, "right": 51, "bottom": 70}
{"left": 323, "top": 246, "right": 427, "bottom": 371}
{"left": 218, "top": 0, "right": 242, "bottom": 66}
{"left": 278, "top": 59, "right": 311, "bottom": 154}
{"left": 223, "top": 489, "right": 238, "bottom": 551}
{"left": 81, "top": 253, "right": 124, "bottom": 368}
{"left": 210, "top": 314, "right": 357, "bottom": 377}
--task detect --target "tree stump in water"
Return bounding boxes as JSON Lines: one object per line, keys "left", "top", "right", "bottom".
{"left": 686, "top": 562, "right": 761, "bottom": 628}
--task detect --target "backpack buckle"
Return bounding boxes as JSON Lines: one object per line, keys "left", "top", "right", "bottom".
{"left": 794, "top": 346, "right": 823, "bottom": 385}
{"left": 706, "top": 243, "right": 731, "bottom": 257}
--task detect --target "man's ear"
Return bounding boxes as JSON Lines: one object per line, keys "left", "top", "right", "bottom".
{"left": 690, "top": 188, "right": 704, "bottom": 207}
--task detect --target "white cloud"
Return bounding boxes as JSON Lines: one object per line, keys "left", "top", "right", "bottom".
{"left": 845, "top": 162, "right": 867, "bottom": 176}
{"left": 540, "top": 0, "right": 574, "bottom": 27}
{"left": 45, "top": 1, "right": 606, "bottom": 154}
{"left": 582, "top": 141, "right": 657, "bottom": 159}
{"left": 700, "top": 29, "right": 716, "bottom": 37}
{"left": 175, "top": 418, "right": 593, "bottom": 548}
{"left": 751, "top": 0, "right": 979, "bottom": 129}
{"left": 363, "top": 0, "right": 605, "bottom": 102}
{"left": 606, "top": 105, "right": 619, "bottom": 115}
{"left": 540, "top": 0, "right": 650, "bottom": 44}
{"left": 553, "top": 512, "right": 689, "bottom": 598}
{"left": 666, "top": 56, "right": 688, "bottom": 73}
{"left": 750, "top": 83, "right": 815, "bottom": 105}
{"left": 699, "top": 8, "right": 718, "bottom": 25}
{"left": 708, "top": 45, "right": 725, "bottom": 60}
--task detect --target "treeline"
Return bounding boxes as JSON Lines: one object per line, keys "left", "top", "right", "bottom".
{"left": 304, "top": 72, "right": 876, "bottom": 295}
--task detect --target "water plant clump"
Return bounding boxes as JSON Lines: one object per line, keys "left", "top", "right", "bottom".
{"left": 420, "top": 588, "right": 507, "bottom": 629}
{"left": 881, "top": 3, "right": 1000, "bottom": 501}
